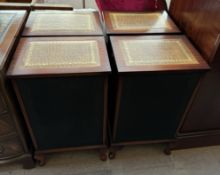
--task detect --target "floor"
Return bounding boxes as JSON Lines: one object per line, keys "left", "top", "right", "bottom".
{"left": 1, "top": 144, "right": 220, "bottom": 175}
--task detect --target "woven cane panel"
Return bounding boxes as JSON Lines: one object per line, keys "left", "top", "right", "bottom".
{"left": 31, "top": 13, "right": 96, "bottom": 32}
{"left": 0, "top": 13, "right": 15, "bottom": 40}
{"left": 120, "top": 39, "right": 199, "bottom": 66}
{"left": 109, "top": 12, "right": 172, "bottom": 30}
{"left": 23, "top": 41, "right": 100, "bottom": 68}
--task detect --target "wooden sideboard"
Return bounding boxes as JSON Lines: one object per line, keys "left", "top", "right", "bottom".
{"left": 166, "top": 0, "right": 220, "bottom": 152}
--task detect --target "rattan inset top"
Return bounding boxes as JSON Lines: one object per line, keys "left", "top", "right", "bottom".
{"left": 7, "top": 37, "right": 111, "bottom": 76}
{"left": 104, "top": 11, "right": 180, "bottom": 34}
{"left": 121, "top": 39, "right": 199, "bottom": 66}
{"left": 0, "top": 13, "right": 15, "bottom": 40}
{"left": 23, "top": 11, "right": 103, "bottom": 36}
{"left": 110, "top": 36, "right": 209, "bottom": 72}
{"left": 23, "top": 40, "right": 100, "bottom": 68}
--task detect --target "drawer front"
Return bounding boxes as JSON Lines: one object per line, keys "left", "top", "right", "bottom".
{"left": 0, "top": 93, "right": 7, "bottom": 114}
{"left": 0, "top": 114, "right": 15, "bottom": 137}
{"left": 0, "top": 136, "right": 24, "bottom": 159}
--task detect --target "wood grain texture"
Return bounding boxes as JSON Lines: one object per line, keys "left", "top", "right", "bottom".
{"left": 0, "top": 114, "right": 16, "bottom": 136}
{"left": 104, "top": 11, "right": 180, "bottom": 34}
{"left": 170, "top": 0, "right": 220, "bottom": 63}
{"left": 0, "top": 135, "right": 24, "bottom": 160}
{"left": 177, "top": 39, "right": 220, "bottom": 135}
{"left": 7, "top": 37, "right": 111, "bottom": 77}
{"left": 110, "top": 35, "right": 209, "bottom": 73}
{"left": 23, "top": 11, "right": 103, "bottom": 36}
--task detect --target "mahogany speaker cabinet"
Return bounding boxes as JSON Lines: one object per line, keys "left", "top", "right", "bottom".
{"left": 22, "top": 11, "right": 103, "bottom": 37}
{"left": 165, "top": 0, "right": 220, "bottom": 153}
{"left": 108, "top": 35, "right": 209, "bottom": 158}
{"left": 103, "top": 11, "right": 180, "bottom": 35}
{"left": 0, "top": 10, "right": 34, "bottom": 168}
{"left": 7, "top": 36, "right": 111, "bottom": 165}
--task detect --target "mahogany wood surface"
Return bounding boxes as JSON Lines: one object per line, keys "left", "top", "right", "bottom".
{"left": 7, "top": 37, "right": 111, "bottom": 77}
{"left": 169, "top": 0, "right": 220, "bottom": 151}
{"left": 170, "top": 0, "right": 220, "bottom": 63}
{"left": 110, "top": 35, "right": 209, "bottom": 73}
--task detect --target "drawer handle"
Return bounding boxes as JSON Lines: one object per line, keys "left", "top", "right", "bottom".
{"left": 0, "top": 145, "right": 5, "bottom": 154}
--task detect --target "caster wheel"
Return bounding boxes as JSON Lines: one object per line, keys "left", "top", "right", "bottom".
{"left": 100, "top": 153, "right": 107, "bottom": 161}
{"left": 109, "top": 152, "right": 116, "bottom": 160}
{"left": 38, "top": 160, "right": 46, "bottom": 166}
{"left": 164, "top": 148, "right": 171, "bottom": 155}
{"left": 34, "top": 155, "right": 46, "bottom": 166}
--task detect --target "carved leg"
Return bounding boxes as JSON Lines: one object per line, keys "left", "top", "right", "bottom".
{"left": 99, "top": 148, "right": 108, "bottom": 161}
{"left": 34, "top": 154, "right": 46, "bottom": 166}
{"left": 108, "top": 146, "right": 123, "bottom": 160}
{"left": 164, "top": 144, "right": 172, "bottom": 155}
{"left": 22, "top": 155, "right": 35, "bottom": 169}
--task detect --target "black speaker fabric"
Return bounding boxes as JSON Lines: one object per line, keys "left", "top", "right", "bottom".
{"left": 16, "top": 76, "right": 105, "bottom": 150}
{"left": 114, "top": 72, "right": 200, "bottom": 143}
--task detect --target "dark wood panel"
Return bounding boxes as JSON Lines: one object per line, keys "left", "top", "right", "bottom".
{"left": 169, "top": 134, "right": 220, "bottom": 151}
{"left": 0, "top": 135, "right": 24, "bottom": 160}
{"left": 178, "top": 38, "right": 220, "bottom": 134}
{"left": 0, "top": 93, "right": 7, "bottom": 114}
{"left": 0, "top": 114, "right": 15, "bottom": 136}
{"left": 170, "top": 0, "right": 220, "bottom": 63}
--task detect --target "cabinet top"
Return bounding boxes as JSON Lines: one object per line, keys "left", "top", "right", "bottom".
{"left": 23, "top": 11, "right": 103, "bottom": 37}
{"left": 7, "top": 37, "right": 111, "bottom": 77}
{"left": 111, "top": 35, "right": 209, "bottom": 73}
{"left": 0, "top": 10, "right": 27, "bottom": 70}
{"left": 104, "top": 11, "right": 180, "bottom": 34}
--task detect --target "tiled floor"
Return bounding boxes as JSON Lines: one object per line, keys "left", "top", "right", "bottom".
{"left": 1, "top": 144, "right": 220, "bottom": 175}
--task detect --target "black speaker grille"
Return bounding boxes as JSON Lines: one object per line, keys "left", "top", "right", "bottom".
{"left": 16, "top": 76, "right": 105, "bottom": 150}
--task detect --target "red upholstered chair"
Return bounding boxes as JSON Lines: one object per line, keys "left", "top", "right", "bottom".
{"left": 95, "top": 0, "right": 167, "bottom": 12}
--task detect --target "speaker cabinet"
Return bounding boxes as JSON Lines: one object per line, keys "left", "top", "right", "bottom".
{"left": 7, "top": 36, "right": 111, "bottom": 164}
{"left": 109, "top": 35, "right": 209, "bottom": 147}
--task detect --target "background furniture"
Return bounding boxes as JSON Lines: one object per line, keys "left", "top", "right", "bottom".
{"left": 166, "top": 0, "right": 220, "bottom": 153}
{"left": 0, "top": 10, "right": 34, "bottom": 169}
